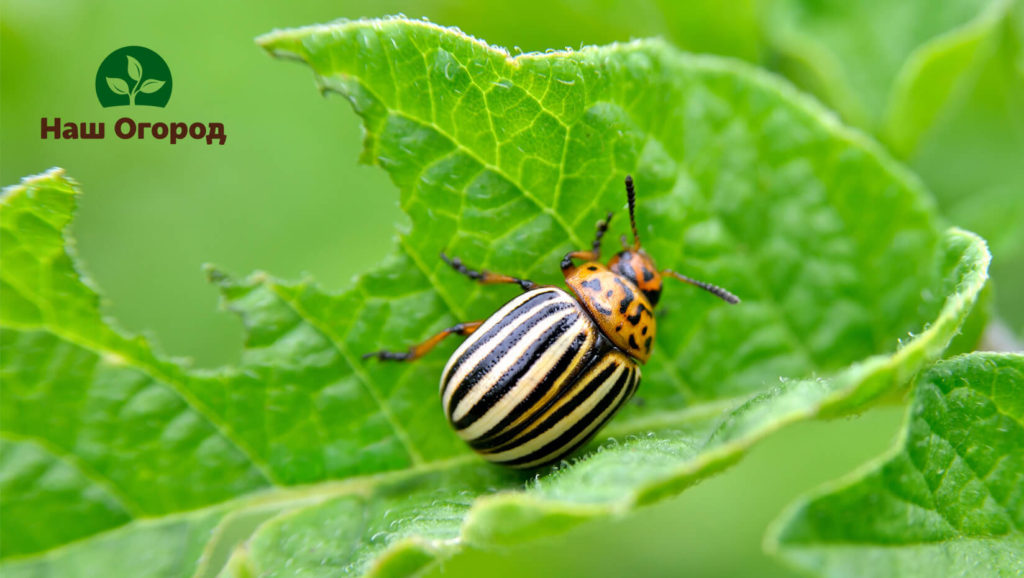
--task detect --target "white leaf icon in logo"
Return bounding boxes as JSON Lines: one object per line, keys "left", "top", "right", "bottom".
{"left": 106, "top": 77, "right": 130, "bottom": 95}
{"left": 126, "top": 55, "right": 142, "bottom": 81}
{"left": 139, "top": 79, "right": 165, "bottom": 94}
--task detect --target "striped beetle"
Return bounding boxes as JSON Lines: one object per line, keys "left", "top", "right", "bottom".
{"left": 365, "top": 176, "right": 739, "bottom": 468}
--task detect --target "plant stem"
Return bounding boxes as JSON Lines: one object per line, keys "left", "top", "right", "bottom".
{"left": 129, "top": 76, "right": 141, "bottom": 107}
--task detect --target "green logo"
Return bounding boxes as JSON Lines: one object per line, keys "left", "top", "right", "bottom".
{"left": 95, "top": 46, "right": 172, "bottom": 108}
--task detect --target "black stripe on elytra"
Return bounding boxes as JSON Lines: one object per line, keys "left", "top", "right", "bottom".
{"left": 446, "top": 295, "right": 573, "bottom": 414}
{"left": 445, "top": 300, "right": 571, "bottom": 417}
{"left": 614, "top": 277, "right": 635, "bottom": 314}
{"left": 452, "top": 311, "right": 580, "bottom": 430}
{"left": 624, "top": 367, "right": 641, "bottom": 401}
{"left": 625, "top": 303, "right": 646, "bottom": 325}
{"left": 442, "top": 290, "right": 561, "bottom": 389}
{"left": 470, "top": 333, "right": 611, "bottom": 452}
{"left": 467, "top": 331, "right": 594, "bottom": 450}
{"left": 580, "top": 278, "right": 602, "bottom": 292}
{"left": 490, "top": 359, "right": 620, "bottom": 456}
{"left": 518, "top": 367, "right": 638, "bottom": 468}
{"left": 501, "top": 363, "right": 633, "bottom": 467}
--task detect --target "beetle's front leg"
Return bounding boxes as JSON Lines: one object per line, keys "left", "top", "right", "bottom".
{"left": 560, "top": 212, "right": 613, "bottom": 273}
{"left": 363, "top": 321, "right": 484, "bottom": 362}
{"left": 440, "top": 252, "right": 537, "bottom": 292}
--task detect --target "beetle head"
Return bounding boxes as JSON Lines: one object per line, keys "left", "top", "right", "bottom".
{"left": 607, "top": 176, "right": 663, "bottom": 306}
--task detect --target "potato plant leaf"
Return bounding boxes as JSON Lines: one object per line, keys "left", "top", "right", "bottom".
{"left": 763, "top": 0, "right": 1024, "bottom": 330}
{"left": 763, "top": 0, "right": 1007, "bottom": 135}
{"left": 769, "top": 352, "right": 1024, "bottom": 577}
{"left": 0, "top": 18, "right": 992, "bottom": 577}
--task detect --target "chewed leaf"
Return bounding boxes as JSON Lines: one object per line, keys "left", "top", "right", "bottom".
{"left": 768, "top": 352, "right": 1024, "bottom": 577}
{"left": 105, "top": 77, "right": 129, "bottom": 95}
{"left": 139, "top": 79, "right": 165, "bottom": 94}
{"left": 126, "top": 54, "right": 142, "bottom": 81}
{"left": 0, "top": 17, "right": 991, "bottom": 578}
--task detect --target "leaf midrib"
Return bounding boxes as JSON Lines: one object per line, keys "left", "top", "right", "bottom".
{"left": 916, "top": 384, "right": 1023, "bottom": 534}
{"left": 0, "top": 397, "right": 739, "bottom": 566}
{"left": 0, "top": 430, "right": 143, "bottom": 518}
{"left": 336, "top": 69, "right": 586, "bottom": 250}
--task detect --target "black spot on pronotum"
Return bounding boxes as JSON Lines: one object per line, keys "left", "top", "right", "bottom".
{"left": 628, "top": 335, "right": 640, "bottom": 350}
{"left": 625, "top": 303, "right": 646, "bottom": 325}
{"left": 642, "top": 268, "right": 654, "bottom": 282}
{"left": 614, "top": 278, "right": 635, "bottom": 314}
{"left": 615, "top": 323, "right": 623, "bottom": 331}
{"left": 581, "top": 278, "right": 602, "bottom": 291}
{"left": 641, "top": 326, "right": 648, "bottom": 335}
{"left": 587, "top": 265, "right": 598, "bottom": 271}
{"left": 606, "top": 290, "right": 613, "bottom": 297}
{"left": 644, "top": 336, "right": 652, "bottom": 351}
{"left": 593, "top": 301, "right": 613, "bottom": 316}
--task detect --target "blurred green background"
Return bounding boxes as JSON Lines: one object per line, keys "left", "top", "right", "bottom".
{"left": 2, "top": 0, "right": 1019, "bottom": 575}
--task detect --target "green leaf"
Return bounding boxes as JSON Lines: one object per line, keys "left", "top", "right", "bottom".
{"left": 105, "top": 77, "right": 129, "bottom": 95}
{"left": 139, "top": 79, "right": 166, "bottom": 94}
{"left": 651, "top": 0, "right": 761, "bottom": 61}
{"left": 0, "top": 17, "right": 991, "bottom": 577}
{"left": 768, "top": 352, "right": 1024, "bottom": 577}
{"left": 882, "top": 0, "right": 1018, "bottom": 156}
{"left": 126, "top": 55, "right": 142, "bottom": 81}
{"left": 0, "top": 171, "right": 271, "bottom": 561}
{"left": 762, "top": 0, "right": 1002, "bottom": 133}
{"left": 905, "top": 1, "right": 1024, "bottom": 330}
{"left": 762, "top": 0, "right": 1024, "bottom": 329}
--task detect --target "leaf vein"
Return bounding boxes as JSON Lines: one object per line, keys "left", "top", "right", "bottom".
{"left": 265, "top": 283, "right": 426, "bottom": 466}
{"left": 0, "top": 321, "right": 279, "bottom": 486}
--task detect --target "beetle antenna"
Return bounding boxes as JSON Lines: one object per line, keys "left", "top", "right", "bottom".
{"left": 662, "top": 270, "right": 740, "bottom": 304}
{"left": 625, "top": 175, "right": 641, "bottom": 249}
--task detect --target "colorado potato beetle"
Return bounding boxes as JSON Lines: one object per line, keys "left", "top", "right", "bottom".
{"left": 365, "top": 176, "right": 739, "bottom": 468}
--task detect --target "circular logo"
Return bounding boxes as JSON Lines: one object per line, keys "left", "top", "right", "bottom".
{"left": 95, "top": 46, "right": 172, "bottom": 108}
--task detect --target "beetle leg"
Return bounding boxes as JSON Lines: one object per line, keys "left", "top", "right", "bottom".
{"left": 589, "top": 211, "right": 614, "bottom": 257}
{"left": 560, "top": 212, "right": 613, "bottom": 272}
{"left": 440, "top": 252, "right": 537, "bottom": 292}
{"left": 363, "top": 321, "right": 484, "bottom": 362}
